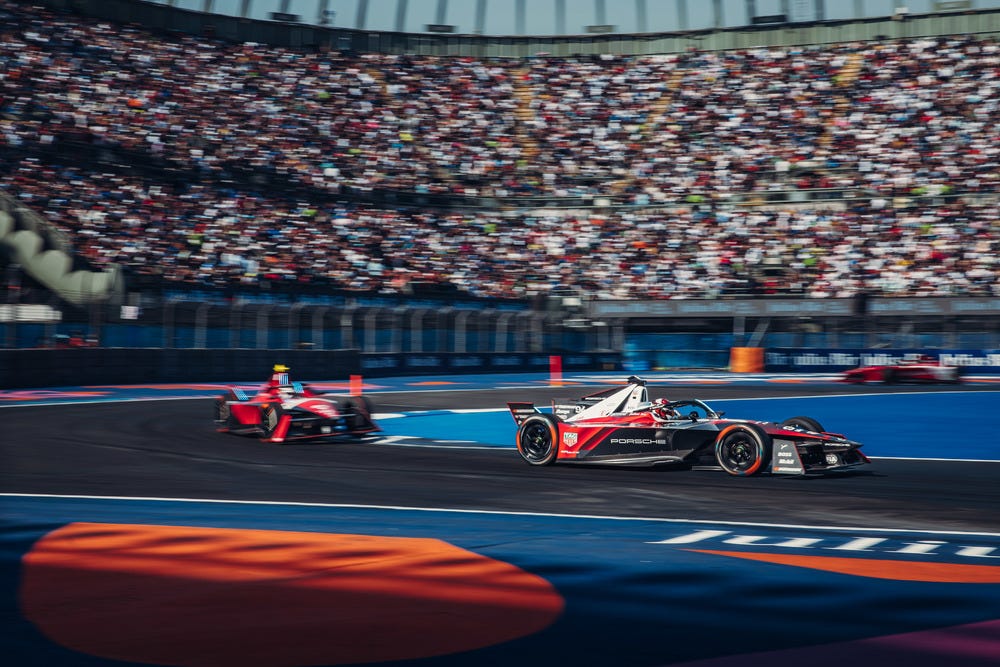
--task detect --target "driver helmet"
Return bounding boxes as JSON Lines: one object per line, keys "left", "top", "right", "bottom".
{"left": 277, "top": 385, "right": 295, "bottom": 399}
{"left": 651, "top": 397, "right": 677, "bottom": 422}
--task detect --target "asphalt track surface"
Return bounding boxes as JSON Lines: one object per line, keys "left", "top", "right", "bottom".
{"left": 4, "top": 377, "right": 1000, "bottom": 667}
{"left": 4, "top": 381, "right": 999, "bottom": 533}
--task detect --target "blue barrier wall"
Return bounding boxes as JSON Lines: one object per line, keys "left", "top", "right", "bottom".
{"left": 0, "top": 350, "right": 622, "bottom": 389}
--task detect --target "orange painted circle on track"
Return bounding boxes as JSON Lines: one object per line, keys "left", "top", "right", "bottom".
{"left": 20, "top": 522, "right": 565, "bottom": 667}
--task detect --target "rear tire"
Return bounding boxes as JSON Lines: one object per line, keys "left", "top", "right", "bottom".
{"left": 516, "top": 414, "right": 560, "bottom": 466}
{"left": 882, "top": 368, "right": 897, "bottom": 384}
{"left": 780, "top": 416, "right": 825, "bottom": 433}
{"left": 715, "top": 424, "right": 771, "bottom": 476}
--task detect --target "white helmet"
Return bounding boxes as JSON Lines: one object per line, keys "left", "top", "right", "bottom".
{"left": 651, "top": 398, "right": 677, "bottom": 423}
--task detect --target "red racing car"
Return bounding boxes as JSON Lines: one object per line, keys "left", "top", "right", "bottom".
{"left": 841, "top": 354, "right": 962, "bottom": 384}
{"left": 508, "top": 377, "right": 868, "bottom": 476}
{"left": 214, "top": 365, "right": 379, "bottom": 443}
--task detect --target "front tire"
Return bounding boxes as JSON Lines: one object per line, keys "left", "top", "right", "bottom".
{"left": 340, "top": 396, "right": 375, "bottom": 431}
{"left": 260, "top": 403, "right": 283, "bottom": 441}
{"left": 715, "top": 424, "right": 771, "bottom": 476}
{"left": 213, "top": 396, "right": 232, "bottom": 425}
{"left": 516, "top": 414, "right": 560, "bottom": 466}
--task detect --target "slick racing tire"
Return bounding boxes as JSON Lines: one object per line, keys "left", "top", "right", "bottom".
{"left": 715, "top": 424, "right": 771, "bottom": 477}
{"left": 260, "top": 403, "right": 283, "bottom": 441}
{"left": 882, "top": 368, "right": 897, "bottom": 384}
{"left": 213, "top": 396, "right": 231, "bottom": 425}
{"left": 516, "top": 414, "right": 560, "bottom": 466}
{"left": 340, "top": 396, "right": 375, "bottom": 431}
{"left": 780, "top": 416, "right": 825, "bottom": 434}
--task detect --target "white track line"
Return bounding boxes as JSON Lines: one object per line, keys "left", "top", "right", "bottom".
{"left": 4, "top": 492, "right": 999, "bottom": 537}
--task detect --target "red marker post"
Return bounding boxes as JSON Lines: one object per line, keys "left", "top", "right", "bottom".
{"left": 549, "top": 355, "right": 563, "bottom": 387}
{"left": 349, "top": 374, "right": 363, "bottom": 397}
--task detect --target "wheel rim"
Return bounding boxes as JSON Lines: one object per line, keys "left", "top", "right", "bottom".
{"left": 719, "top": 433, "right": 759, "bottom": 473}
{"left": 520, "top": 422, "right": 553, "bottom": 462}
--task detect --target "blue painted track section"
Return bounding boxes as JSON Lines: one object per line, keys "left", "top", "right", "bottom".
{"left": 379, "top": 392, "right": 1000, "bottom": 460}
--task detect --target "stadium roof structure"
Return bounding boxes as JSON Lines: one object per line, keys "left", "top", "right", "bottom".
{"left": 148, "top": 0, "right": 999, "bottom": 36}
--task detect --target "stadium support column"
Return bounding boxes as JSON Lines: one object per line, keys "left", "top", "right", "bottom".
{"left": 475, "top": 0, "right": 486, "bottom": 35}
{"left": 596, "top": 0, "right": 606, "bottom": 26}
{"left": 746, "top": 0, "right": 756, "bottom": 23}
{"left": 556, "top": 0, "right": 566, "bottom": 34}
{"left": 396, "top": 0, "right": 408, "bottom": 32}
{"left": 712, "top": 0, "right": 723, "bottom": 28}
{"left": 357, "top": 0, "right": 369, "bottom": 30}
{"left": 678, "top": 0, "right": 688, "bottom": 30}
{"left": 435, "top": 0, "right": 448, "bottom": 26}
{"left": 636, "top": 0, "right": 647, "bottom": 33}
{"left": 815, "top": 0, "right": 824, "bottom": 21}
{"left": 516, "top": 0, "right": 526, "bottom": 34}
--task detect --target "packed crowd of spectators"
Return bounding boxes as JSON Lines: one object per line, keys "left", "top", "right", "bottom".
{"left": 3, "top": 159, "right": 996, "bottom": 300}
{"left": 1, "top": 1, "right": 998, "bottom": 300}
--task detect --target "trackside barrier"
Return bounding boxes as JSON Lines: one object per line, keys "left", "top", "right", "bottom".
{"left": 358, "top": 352, "right": 621, "bottom": 378}
{"left": 729, "top": 347, "right": 765, "bottom": 373}
{"left": 0, "top": 349, "right": 361, "bottom": 389}
{"left": 0, "top": 350, "right": 622, "bottom": 389}
{"left": 764, "top": 348, "right": 1000, "bottom": 373}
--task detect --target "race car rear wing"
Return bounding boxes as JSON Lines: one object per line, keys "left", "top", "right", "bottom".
{"left": 507, "top": 402, "right": 539, "bottom": 425}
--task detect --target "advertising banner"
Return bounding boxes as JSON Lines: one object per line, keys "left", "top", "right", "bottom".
{"left": 765, "top": 349, "right": 1000, "bottom": 373}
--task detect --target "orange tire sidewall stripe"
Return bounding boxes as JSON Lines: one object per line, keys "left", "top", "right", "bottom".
{"left": 715, "top": 423, "right": 765, "bottom": 475}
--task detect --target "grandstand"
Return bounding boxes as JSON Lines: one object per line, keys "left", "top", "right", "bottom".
{"left": 1, "top": 0, "right": 998, "bottom": 381}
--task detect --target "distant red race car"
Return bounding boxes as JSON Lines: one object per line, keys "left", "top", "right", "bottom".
{"left": 841, "top": 355, "right": 962, "bottom": 385}
{"left": 214, "top": 365, "right": 379, "bottom": 443}
{"left": 508, "top": 377, "right": 868, "bottom": 476}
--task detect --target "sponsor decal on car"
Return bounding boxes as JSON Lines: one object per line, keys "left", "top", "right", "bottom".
{"left": 772, "top": 439, "right": 804, "bottom": 474}
{"left": 563, "top": 432, "right": 578, "bottom": 446}
{"left": 609, "top": 438, "right": 668, "bottom": 445}
{"left": 298, "top": 399, "right": 338, "bottom": 418}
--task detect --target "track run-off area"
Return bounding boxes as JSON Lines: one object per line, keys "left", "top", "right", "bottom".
{"left": 2, "top": 372, "right": 999, "bottom": 666}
